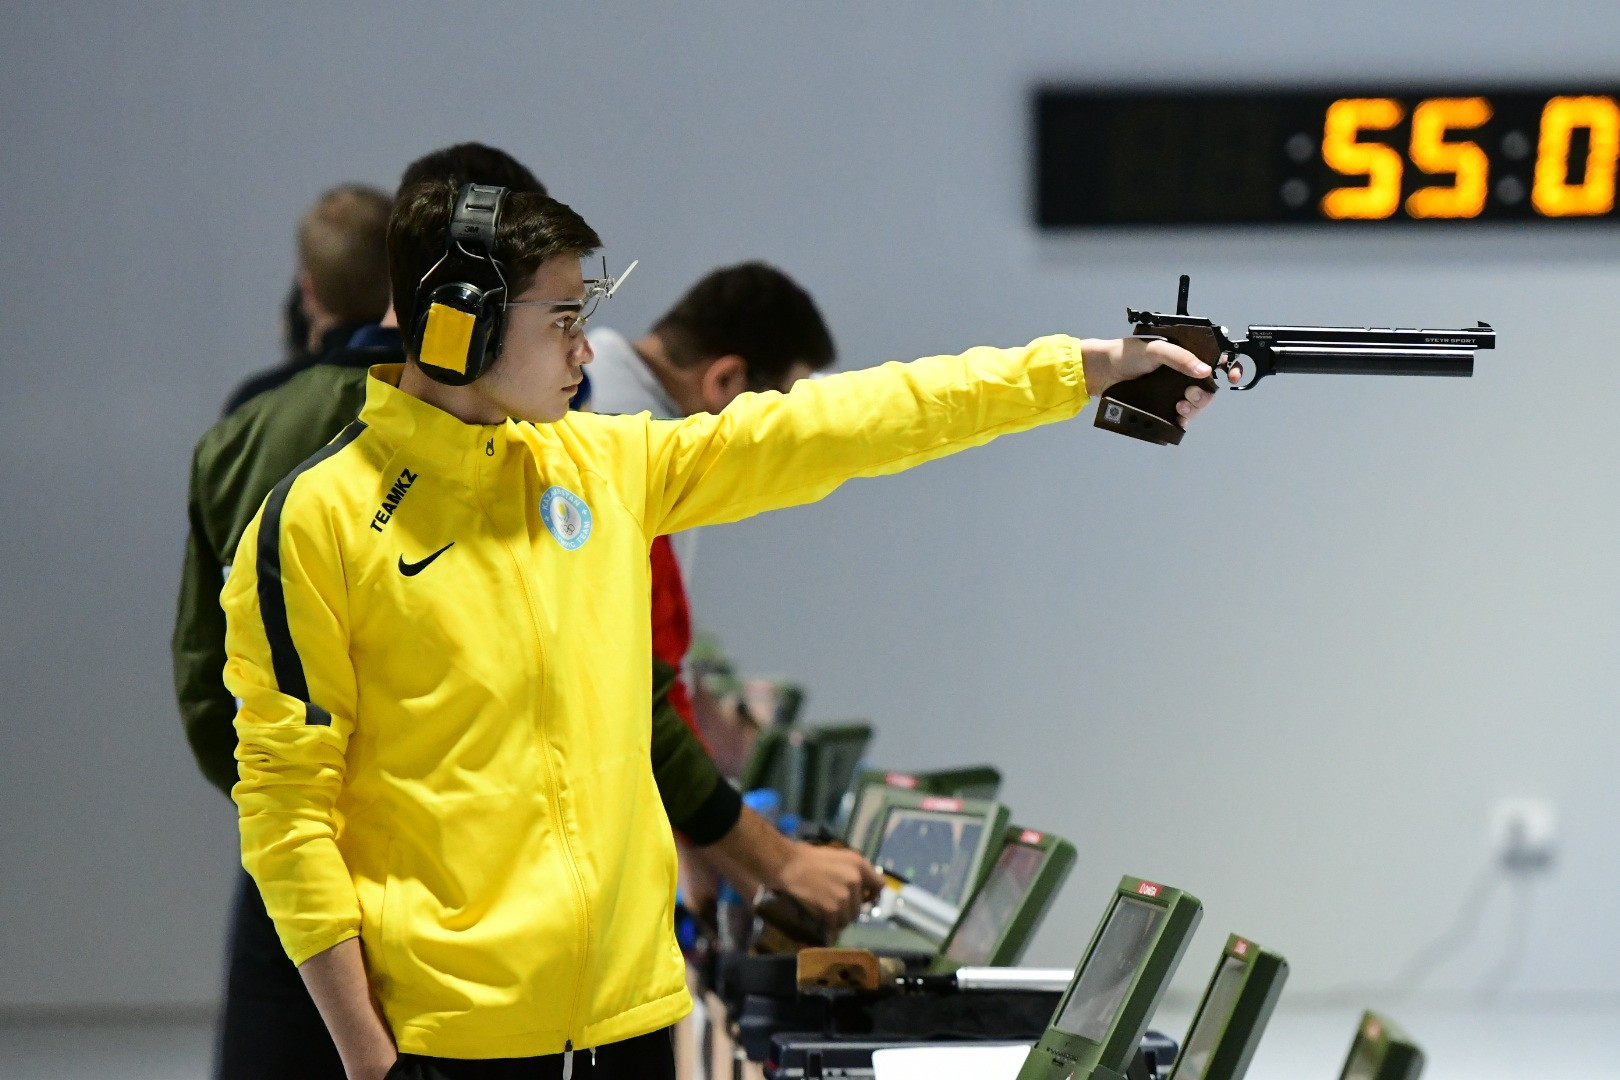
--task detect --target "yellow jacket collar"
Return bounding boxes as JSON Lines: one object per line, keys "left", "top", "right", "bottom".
{"left": 360, "top": 364, "right": 513, "bottom": 471}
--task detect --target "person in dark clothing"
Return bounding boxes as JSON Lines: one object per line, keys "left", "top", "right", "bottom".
{"left": 222, "top": 184, "right": 394, "bottom": 415}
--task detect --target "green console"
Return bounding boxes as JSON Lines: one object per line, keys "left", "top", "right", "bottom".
{"left": 798, "top": 722, "right": 874, "bottom": 827}
{"left": 838, "top": 765, "right": 1004, "bottom": 852}
{"left": 737, "top": 720, "right": 872, "bottom": 827}
{"left": 736, "top": 723, "right": 794, "bottom": 796}
{"left": 1014, "top": 875, "right": 1203, "bottom": 1080}
{"left": 1166, "top": 934, "right": 1288, "bottom": 1080}
{"left": 1336, "top": 1011, "right": 1424, "bottom": 1080}
{"left": 836, "top": 790, "right": 1010, "bottom": 957}
{"left": 933, "top": 826, "right": 1077, "bottom": 970}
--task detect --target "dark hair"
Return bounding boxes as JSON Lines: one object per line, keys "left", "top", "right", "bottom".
{"left": 653, "top": 263, "right": 836, "bottom": 390}
{"left": 397, "top": 143, "right": 546, "bottom": 199}
{"left": 297, "top": 184, "right": 392, "bottom": 324}
{"left": 388, "top": 178, "right": 601, "bottom": 341}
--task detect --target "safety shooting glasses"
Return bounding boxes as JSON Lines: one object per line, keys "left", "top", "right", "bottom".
{"left": 505, "top": 256, "right": 639, "bottom": 337}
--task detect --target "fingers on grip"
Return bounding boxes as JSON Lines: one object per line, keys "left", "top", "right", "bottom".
{"left": 1153, "top": 340, "right": 1213, "bottom": 379}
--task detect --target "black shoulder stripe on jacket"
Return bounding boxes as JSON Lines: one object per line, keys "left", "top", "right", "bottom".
{"left": 256, "top": 420, "right": 366, "bottom": 726}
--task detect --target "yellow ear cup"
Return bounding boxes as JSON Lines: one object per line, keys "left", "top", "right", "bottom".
{"left": 420, "top": 303, "right": 476, "bottom": 376}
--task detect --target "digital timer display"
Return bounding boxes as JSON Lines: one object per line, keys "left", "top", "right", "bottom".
{"left": 1035, "top": 87, "right": 1620, "bottom": 226}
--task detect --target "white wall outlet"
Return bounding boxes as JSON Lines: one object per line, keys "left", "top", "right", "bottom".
{"left": 1491, "top": 797, "right": 1557, "bottom": 874}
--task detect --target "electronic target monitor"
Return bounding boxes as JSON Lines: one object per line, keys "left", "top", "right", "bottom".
{"left": 840, "top": 776, "right": 896, "bottom": 855}
{"left": 1166, "top": 935, "right": 1288, "bottom": 1080}
{"left": 836, "top": 765, "right": 1004, "bottom": 852}
{"left": 863, "top": 792, "right": 1008, "bottom": 907}
{"left": 737, "top": 723, "right": 794, "bottom": 796}
{"left": 1336, "top": 1012, "right": 1424, "bottom": 1080}
{"left": 735, "top": 720, "right": 871, "bottom": 825}
{"left": 1015, "top": 876, "right": 1202, "bottom": 1080}
{"left": 799, "top": 722, "right": 873, "bottom": 827}
{"left": 837, "top": 791, "right": 1010, "bottom": 955}
{"left": 1037, "top": 85, "right": 1620, "bottom": 227}
{"left": 937, "top": 826, "right": 1077, "bottom": 969}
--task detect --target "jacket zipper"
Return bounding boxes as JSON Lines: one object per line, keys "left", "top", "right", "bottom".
{"left": 560, "top": 1042, "right": 597, "bottom": 1079}
{"left": 561, "top": 1041, "right": 597, "bottom": 1079}
{"left": 474, "top": 435, "right": 594, "bottom": 1049}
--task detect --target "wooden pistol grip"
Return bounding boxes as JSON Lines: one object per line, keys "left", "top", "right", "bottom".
{"left": 755, "top": 889, "right": 832, "bottom": 949}
{"left": 797, "top": 948, "right": 887, "bottom": 993}
{"left": 1095, "top": 366, "right": 1219, "bottom": 446}
{"left": 798, "top": 948, "right": 880, "bottom": 992}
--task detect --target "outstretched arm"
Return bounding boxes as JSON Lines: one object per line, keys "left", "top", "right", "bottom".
{"left": 637, "top": 336, "right": 1211, "bottom": 537}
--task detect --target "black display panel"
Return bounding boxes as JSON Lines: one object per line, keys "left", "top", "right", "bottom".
{"left": 847, "top": 782, "right": 895, "bottom": 854}
{"left": 874, "top": 807, "right": 985, "bottom": 906}
{"left": 942, "top": 841, "right": 1045, "bottom": 964}
{"left": 1340, "top": 1036, "right": 1384, "bottom": 1080}
{"left": 1036, "top": 86, "right": 1620, "bottom": 226}
{"left": 1174, "top": 956, "right": 1248, "bottom": 1080}
{"left": 1052, "top": 896, "right": 1164, "bottom": 1041}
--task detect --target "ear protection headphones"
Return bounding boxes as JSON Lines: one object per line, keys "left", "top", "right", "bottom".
{"left": 409, "top": 183, "right": 510, "bottom": 386}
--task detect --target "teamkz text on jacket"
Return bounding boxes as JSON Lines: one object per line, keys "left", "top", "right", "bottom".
{"left": 222, "top": 338, "right": 1090, "bottom": 1059}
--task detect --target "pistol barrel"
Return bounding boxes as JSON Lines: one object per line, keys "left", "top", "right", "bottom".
{"left": 1266, "top": 345, "right": 1474, "bottom": 377}
{"left": 1243, "top": 323, "right": 1491, "bottom": 379}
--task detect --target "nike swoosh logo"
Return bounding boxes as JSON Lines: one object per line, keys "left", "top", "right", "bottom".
{"left": 398, "top": 542, "right": 455, "bottom": 577}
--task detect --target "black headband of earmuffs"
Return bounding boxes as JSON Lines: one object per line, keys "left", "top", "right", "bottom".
{"left": 409, "top": 183, "right": 510, "bottom": 386}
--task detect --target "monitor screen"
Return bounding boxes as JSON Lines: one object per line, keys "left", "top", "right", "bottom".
{"left": 1339, "top": 1035, "right": 1383, "bottom": 1080}
{"left": 873, "top": 807, "right": 986, "bottom": 906}
{"left": 810, "top": 736, "right": 868, "bottom": 824}
{"left": 739, "top": 727, "right": 788, "bottom": 793}
{"left": 1173, "top": 956, "right": 1249, "bottom": 1080}
{"left": 943, "top": 841, "right": 1046, "bottom": 964}
{"left": 1052, "top": 896, "right": 1164, "bottom": 1042}
{"left": 847, "top": 784, "right": 893, "bottom": 853}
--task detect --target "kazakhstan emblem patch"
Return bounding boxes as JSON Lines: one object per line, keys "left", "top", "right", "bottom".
{"left": 539, "top": 486, "right": 592, "bottom": 550}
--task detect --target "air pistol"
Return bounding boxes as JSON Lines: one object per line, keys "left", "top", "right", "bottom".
{"left": 1096, "top": 275, "right": 1494, "bottom": 445}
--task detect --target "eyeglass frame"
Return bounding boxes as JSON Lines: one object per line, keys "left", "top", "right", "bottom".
{"left": 504, "top": 256, "right": 639, "bottom": 338}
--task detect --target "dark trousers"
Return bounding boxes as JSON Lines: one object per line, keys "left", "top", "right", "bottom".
{"left": 217, "top": 871, "right": 677, "bottom": 1080}
{"left": 392, "top": 1029, "right": 675, "bottom": 1079}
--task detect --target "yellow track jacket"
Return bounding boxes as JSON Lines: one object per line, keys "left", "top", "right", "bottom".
{"left": 223, "top": 337, "right": 1089, "bottom": 1058}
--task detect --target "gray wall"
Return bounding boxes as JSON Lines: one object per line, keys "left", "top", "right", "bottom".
{"left": 3, "top": 0, "right": 1617, "bottom": 1009}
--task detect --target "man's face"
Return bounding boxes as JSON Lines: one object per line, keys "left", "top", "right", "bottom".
{"left": 475, "top": 255, "right": 593, "bottom": 423}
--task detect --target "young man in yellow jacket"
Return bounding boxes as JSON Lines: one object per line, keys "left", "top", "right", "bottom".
{"left": 222, "top": 179, "right": 1219, "bottom": 1080}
